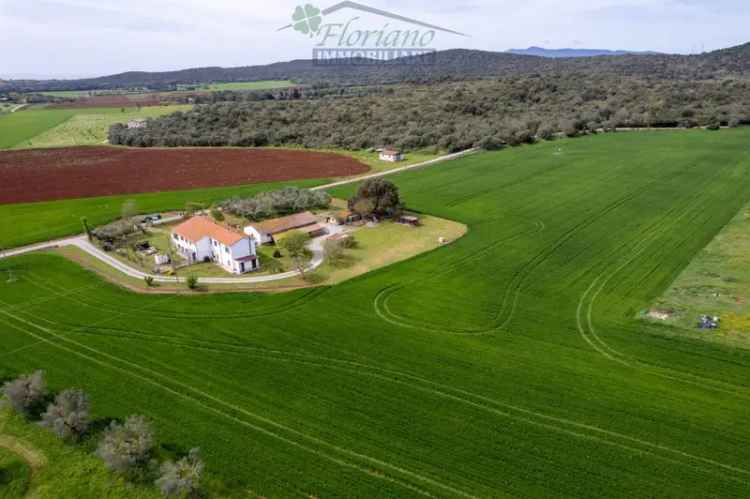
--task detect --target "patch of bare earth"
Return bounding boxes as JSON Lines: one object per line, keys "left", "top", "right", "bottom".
{"left": 0, "top": 147, "right": 369, "bottom": 204}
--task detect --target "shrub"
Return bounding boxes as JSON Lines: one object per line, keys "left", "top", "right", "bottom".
{"left": 261, "top": 256, "right": 284, "bottom": 274}
{"left": 537, "top": 126, "right": 556, "bottom": 140}
{"left": 91, "top": 219, "right": 137, "bottom": 242}
{"left": 221, "top": 187, "right": 330, "bottom": 221}
{"left": 1, "top": 370, "right": 47, "bottom": 417}
{"left": 281, "top": 231, "right": 312, "bottom": 279}
{"left": 144, "top": 276, "right": 155, "bottom": 287}
{"left": 186, "top": 275, "right": 199, "bottom": 290}
{"left": 324, "top": 239, "right": 346, "bottom": 266}
{"left": 96, "top": 415, "right": 155, "bottom": 473}
{"left": 339, "top": 235, "right": 358, "bottom": 249}
{"left": 39, "top": 389, "right": 90, "bottom": 441}
{"left": 273, "top": 249, "right": 283, "bottom": 258}
{"left": 185, "top": 202, "right": 206, "bottom": 215}
{"left": 155, "top": 448, "right": 204, "bottom": 497}
{"left": 210, "top": 208, "right": 224, "bottom": 222}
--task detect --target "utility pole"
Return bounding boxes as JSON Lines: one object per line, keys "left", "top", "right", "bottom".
{"left": 0, "top": 245, "right": 16, "bottom": 283}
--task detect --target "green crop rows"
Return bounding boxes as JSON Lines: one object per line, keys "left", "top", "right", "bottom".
{"left": 2, "top": 130, "right": 750, "bottom": 497}
{"left": 0, "top": 109, "right": 75, "bottom": 149}
{"left": 0, "top": 179, "right": 326, "bottom": 248}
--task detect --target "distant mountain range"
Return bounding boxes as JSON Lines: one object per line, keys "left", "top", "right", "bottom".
{"left": 2, "top": 42, "right": 750, "bottom": 93}
{"left": 507, "top": 47, "right": 663, "bottom": 58}
{"left": 0, "top": 73, "right": 96, "bottom": 80}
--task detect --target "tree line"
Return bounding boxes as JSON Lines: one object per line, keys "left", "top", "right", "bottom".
{"left": 109, "top": 74, "right": 750, "bottom": 152}
{"left": 2, "top": 370, "right": 204, "bottom": 497}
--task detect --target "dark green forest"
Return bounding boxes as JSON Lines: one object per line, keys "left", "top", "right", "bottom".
{"left": 109, "top": 74, "right": 750, "bottom": 152}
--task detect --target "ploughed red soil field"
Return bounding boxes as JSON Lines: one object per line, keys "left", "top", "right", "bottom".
{"left": 0, "top": 146, "right": 369, "bottom": 204}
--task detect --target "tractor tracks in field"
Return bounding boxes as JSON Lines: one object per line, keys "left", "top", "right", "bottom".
{"left": 44, "top": 321, "right": 750, "bottom": 488}
{"left": 0, "top": 308, "right": 476, "bottom": 499}
{"left": 11, "top": 270, "right": 329, "bottom": 322}
{"left": 574, "top": 174, "right": 750, "bottom": 398}
{"left": 375, "top": 188, "right": 643, "bottom": 335}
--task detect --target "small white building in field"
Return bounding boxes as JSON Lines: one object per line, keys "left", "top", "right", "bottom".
{"left": 127, "top": 119, "right": 147, "bottom": 129}
{"left": 379, "top": 149, "right": 405, "bottom": 162}
{"left": 171, "top": 216, "right": 259, "bottom": 274}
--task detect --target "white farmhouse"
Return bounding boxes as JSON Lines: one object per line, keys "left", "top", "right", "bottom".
{"left": 378, "top": 148, "right": 405, "bottom": 162}
{"left": 171, "top": 216, "right": 259, "bottom": 274}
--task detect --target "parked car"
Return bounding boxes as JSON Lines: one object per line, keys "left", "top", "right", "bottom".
{"left": 140, "top": 213, "right": 163, "bottom": 224}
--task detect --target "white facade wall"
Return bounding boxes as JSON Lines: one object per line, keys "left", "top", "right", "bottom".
{"left": 243, "top": 226, "right": 272, "bottom": 244}
{"left": 174, "top": 232, "right": 257, "bottom": 274}
{"left": 379, "top": 152, "right": 404, "bottom": 162}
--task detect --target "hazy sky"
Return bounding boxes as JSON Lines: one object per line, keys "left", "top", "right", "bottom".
{"left": 1, "top": 0, "right": 748, "bottom": 78}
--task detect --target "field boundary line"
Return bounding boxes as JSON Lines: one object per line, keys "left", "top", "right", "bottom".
{"left": 377, "top": 186, "right": 644, "bottom": 335}
{"left": 574, "top": 183, "right": 750, "bottom": 397}
{"left": 313, "top": 148, "right": 479, "bottom": 192}
{"left": 16, "top": 271, "right": 328, "bottom": 321}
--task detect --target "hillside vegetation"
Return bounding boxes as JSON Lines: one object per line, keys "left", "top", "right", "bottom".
{"left": 2, "top": 131, "right": 750, "bottom": 497}
{"left": 5, "top": 43, "right": 750, "bottom": 91}
{"left": 109, "top": 75, "right": 749, "bottom": 151}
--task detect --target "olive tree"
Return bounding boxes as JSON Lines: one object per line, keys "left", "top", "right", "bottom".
{"left": 39, "top": 389, "right": 90, "bottom": 441}
{"left": 324, "top": 239, "right": 345, "bottom": 267}
{"left": 348, "top": 178, "right": 402, "bottom": 218}
{"left": 155, "top": 448, "right": 204, "bottom": 497}
{"left": 280, "top": 231, "right": 311, "bottom": 279}
{"left": 1, "top": 370, "right": 47, "bottom": 417}
{"left": 96, "top": 415, "right": 155, "bottom": 473}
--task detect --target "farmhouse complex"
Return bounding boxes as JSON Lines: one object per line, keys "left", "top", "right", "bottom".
{"left": 172, "top": 216, "right": 259, "bottom": 274}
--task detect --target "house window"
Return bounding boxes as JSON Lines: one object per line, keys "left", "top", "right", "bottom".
{"left": 224, "top": 246, "right": 229, "bottom": 254}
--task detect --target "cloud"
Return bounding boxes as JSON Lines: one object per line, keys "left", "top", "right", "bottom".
{"left": 2, "top": 0, "right": 188, "bottom": 33}
{"left": 1, "top": 0, "right": 749, "bottom": 76}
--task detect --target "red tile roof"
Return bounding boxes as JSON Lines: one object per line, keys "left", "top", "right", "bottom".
{"left": 252, "top": 212, "right": 318, "bottom": 235}
{"left": 173, "top": 216, "right": 246, "bottom": 246}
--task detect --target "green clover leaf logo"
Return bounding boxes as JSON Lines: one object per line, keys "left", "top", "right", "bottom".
{"left": 292, "top": 4, "right": 322, "bottom": 37}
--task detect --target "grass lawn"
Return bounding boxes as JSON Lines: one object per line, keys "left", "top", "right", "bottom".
{"left": 313, "top": 216, "right": 467, "bottom": 284}
{"left": 16, "top": 105, "right": 192, "bottom": 149}
{"left": 0, "top": 179, "right": 326, "bottom": 249}
{"left": 3, "top": 130, "right": 750, "bottom": 497}
{"left": 33, "top": 90, "right": 98, "bottom": 98}
{"left": 0, "top": 109, "right": 75, "bottom": 149}
{"left": 650, "top": 198, "right": 750, "bottom": 347}
{"left": 202, "top": 80, "right": 296, "bottom": 91}
{"left": 0, "top": 409, "right": 160, "bottom": 499}
{"left": 0, "top": 446, "right": 31, "bottom": 499}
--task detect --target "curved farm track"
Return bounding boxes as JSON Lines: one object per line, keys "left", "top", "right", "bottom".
{"left": 0, "top": 146, "right": 369, "bottom": 204}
